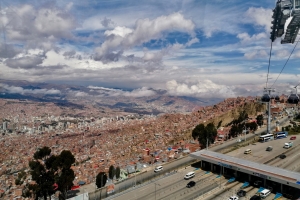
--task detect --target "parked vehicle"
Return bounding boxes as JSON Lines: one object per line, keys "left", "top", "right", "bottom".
{"left": 250, "top": 195, "right": 261, "bottom": 200}
{"left": 284, "top": 142, "right": 293, "bottom": 148}
{"left": 259, "top": 189, "right": 271, "bottom": 198}
{"left": 253, "top": 180, "right": 262, "bottom": 187}
{"left": 237, "top": 190, "right": 246, "bottom": 197}
{"left": 228, "top": 196, "right": 239, "bottom": 200}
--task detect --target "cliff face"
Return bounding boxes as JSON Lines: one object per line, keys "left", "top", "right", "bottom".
{"left": 209, "top": 102, "right": 265, "bottom": 126}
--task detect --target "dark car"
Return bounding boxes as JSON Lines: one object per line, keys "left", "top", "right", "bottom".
{"left": 279, "top": 154, "right": 287, "bottom": 159}
{"left": 237, "top": 189, "right": 247, "bottom": 197}
{"left": 254, "top": 180, "right": 262, "bottom": 187}
{"left": 250, "top": 195, "right": 261, "bottom": 200}
{"left": 266, "top": 146, "right": 273, "bottom": 151}
{"left": 186, "top": 181, "right": 196, "bottom": 188}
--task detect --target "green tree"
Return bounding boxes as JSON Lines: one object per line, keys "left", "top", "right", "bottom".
{"left": 246, "top": 122, "right": 258, "bottom": 132}
{"left": 96, "top": 172, "right": 107, "bottom": 188}
{"left": 256, "top": 114, "right": 264, "bottom": 127}
{"left": 23, "top": 147, "right": 75, "bottom": 200}
{"left": 238, "top": 111, "right": 248, "bottom": 123}
{"left": 115, "top": 166, "right": 121, "bottom": 180}
{"left": 192, "top": 123, "right": 217, "bottom": 149}
{"left": 108, "top": 165, "right": 115, "bottom": 180}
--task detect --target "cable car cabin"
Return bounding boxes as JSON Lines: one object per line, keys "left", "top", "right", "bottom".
{"left": 287, "top": 94, "right": 299, "bottom": 104}
{"left": 261, "top": 94, "right": 271, "bottom": 102}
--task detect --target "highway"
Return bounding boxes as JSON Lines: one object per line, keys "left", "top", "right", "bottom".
{"left": 100, "top": 116, "right": 299, "bottom": 200}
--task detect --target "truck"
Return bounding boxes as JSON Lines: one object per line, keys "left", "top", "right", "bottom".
{"left": 284, "top": 142, "right": 293, "bottom": 149}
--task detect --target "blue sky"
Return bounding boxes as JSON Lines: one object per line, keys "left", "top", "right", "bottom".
{"left": 0, "top": 0, "right": 299, "bottom": 98}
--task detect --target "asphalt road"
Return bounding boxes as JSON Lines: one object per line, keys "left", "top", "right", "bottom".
{"left": 76, "top": 116, "right": 292, "bottom": 200}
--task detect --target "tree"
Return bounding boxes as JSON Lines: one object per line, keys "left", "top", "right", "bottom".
{"left": 22, "top": 147, "right": 75, "bottom": 200}
{"left": 256, "top": 114, "right": 264, "bottom": 127}
{"left": 115, "top": 166, "right": 121, "bottom": 180}
{"left": 246, "top": 122, "right": 258, "bottom": 132}
{"left": 108, "top": 165, "right": 115, "bottom": 180}
{"left": 192, "top": 123, "right": 217, "bottom": 149}
{"left": 238, "top": 111, "right": 248, "bottom": 123}
{"left": 96, "top": 172, "right": 107, "bottom": 188}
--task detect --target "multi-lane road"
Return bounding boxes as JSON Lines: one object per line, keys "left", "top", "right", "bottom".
{"left": 103, "top": 117, "right": 300, "bottom": 200}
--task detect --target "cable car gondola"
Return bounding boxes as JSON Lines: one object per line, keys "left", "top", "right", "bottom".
{"left": 287, "top": 94, "right": 299, "bottom": 104}
{"left": 261, "top": 94, "right": 271, "bottom": 102}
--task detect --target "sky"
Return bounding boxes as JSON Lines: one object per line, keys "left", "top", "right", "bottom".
{"left": 0, "top": 0, "right": 300, "bottom": 99}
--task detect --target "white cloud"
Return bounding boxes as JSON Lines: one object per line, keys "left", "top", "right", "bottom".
{"left": 166, "top": 80, "right": 236, "bottom": 98}
{"left": 244, "top": 50, "right": 268, "bottom": 60}
{"left": 237, "top": 32, "right": 267, "bottom": 44}
{"left": 87, "top": 86, "right": 156, "bottom": 97}
{"left": 94, "top": 12, "right": 196, "bottom": 62}
{"left": 0, "top": 83, "right": 61, "bottom": 95}
{"left": 104, "top": 26, "right": 133, "bottom": 37}
{"left": 74, "top": 91, "right": 88, "bottom": 97}
{"left": 245, "top": 7, "right": 272, "bottom": 33}
{"left": 5, "top": 4, "right": 76, "bottom": 49}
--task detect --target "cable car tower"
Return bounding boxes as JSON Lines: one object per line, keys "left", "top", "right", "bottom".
{"left": 270, "top": 0, "right": 300, "bottom": 44}
{"left": 261, "top": 88, "right": 275, "bottom": 134}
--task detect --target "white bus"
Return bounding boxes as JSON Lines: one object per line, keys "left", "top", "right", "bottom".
{"left": 259, "top": 134, "right": 274, "bottom": 142}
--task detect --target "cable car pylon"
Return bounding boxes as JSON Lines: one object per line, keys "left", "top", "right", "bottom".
{"left": 261, "top": 88, "right": 275, "bottom": 134}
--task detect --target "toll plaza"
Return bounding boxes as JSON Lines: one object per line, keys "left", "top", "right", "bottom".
{"left": 190, "top": 150, "right": 300, "bottom": 199}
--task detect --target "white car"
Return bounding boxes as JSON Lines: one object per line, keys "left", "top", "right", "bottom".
{"left": 228, "top": 196, "right": 239, "bottom": 200}
{"left": 154, "top": 166, "right": 163, "bottom": 172}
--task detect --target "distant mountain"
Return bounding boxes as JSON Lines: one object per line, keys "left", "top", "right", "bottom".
{"left": 0, "top": 79, "right": 224, "bottom": 115}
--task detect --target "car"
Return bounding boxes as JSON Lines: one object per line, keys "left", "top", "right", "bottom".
{"left": 266, "top": 146, "right": 273, "bottom": 151}
{"left": 154, "top": 166, "right": 163, "bottom": 172}
{"left": 250, "top": 195, "right": 261, "bottom": 200}
{"left": 184, "top": 172, "right": 195, "bottom": 180}
{"left": 186, "top": 181, "right": 196, "bottom": 188}
{"left": 237, "top": 190, "right": 247, "bottom": 197}
{"left": 290, "top": 136, "right": 296, "bottom": 140}
{"left": 228, "top": 195, "right": 239, "bottom": 200}
{"left": 279, "top": 154, "right": 287, "bottom": 159}
{"left": 254, "top": 180, "right": 262, "bottom": 187}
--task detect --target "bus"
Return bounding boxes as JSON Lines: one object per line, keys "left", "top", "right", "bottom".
{"left": 275, "top": 131, "right": 288, "bottom": 139}
{"left": 259, "top": 134, "right": 274, "bottom": 142}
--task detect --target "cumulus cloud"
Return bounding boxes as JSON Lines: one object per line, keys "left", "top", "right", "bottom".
{"left": 5, "top": 4, "right": 76, "bottom": 48}
{"left": 94, "top": 12, "right": 196, "bottom": 62}
{"left": 5, "top": 56, "right": 44, "bottom": 69}
{"left": 237, "top": 32, "right": 267, "bottom": 44}
{"left": 0, "top": 83, "right": 61, "bottom": 95}
{"left": 87, "top": 86, "right": 156, "bottom": 97}
{"left": 245, "top": 7, "right": 272, "bottom": 33}
{"left": 244, "top": 50, "right": 268, "bottom": 60}
{"left": 166, "top": 80, "right": 236, "bottom": 98}
{"left": 74, "top": 91, "right": 89, "bottom": 97}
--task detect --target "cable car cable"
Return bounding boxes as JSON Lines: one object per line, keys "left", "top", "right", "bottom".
{"left": 266, "top": 41, "right": 273, "bottom": 88}
{"left": 270, "top": 36, "right": 300, "bottom": 88}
